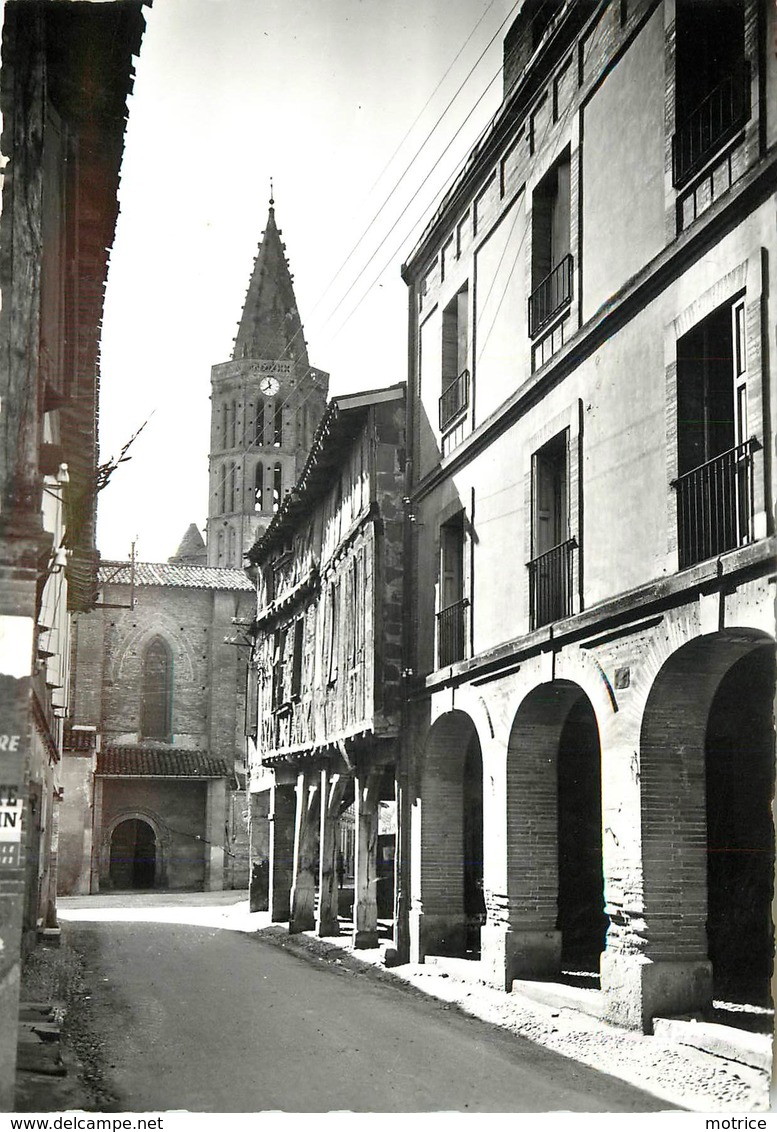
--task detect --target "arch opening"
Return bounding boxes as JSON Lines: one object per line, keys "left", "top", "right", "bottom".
{"left": 418, "top": 711, "right": 484, "bottom": 959}
{"left": 463, "top": 731, "right": 485, "bottom": 957}
{"left": 639, "top": 630, "right": 775, "bottom": 1020}
{"left": 507, "top": 681, "right": 606, "bottom": 984}
{"left": 109, "top": 818, "right": 156, "bottom": 890}
{"left": 557, "top": 694, "right": 607, "bottom": 974}
{"left": 705, "top": 644, "right": 774, "bottom": 1006}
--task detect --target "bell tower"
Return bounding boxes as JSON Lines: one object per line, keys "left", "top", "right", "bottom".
{"left": 207, "top": 194, "right": 329, "bottom": 568}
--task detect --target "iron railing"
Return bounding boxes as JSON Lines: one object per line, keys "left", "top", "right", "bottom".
{"left": 436, "top": 597, "right": 468, "bottom": 667}
{"left": 439, "top": 368, "right": 470, "bottom": 431}
{"left": 528, "top": 537, "right": 576, "bottom": 629}
{"left": 672, "top": 439, "right": 757, "bottom": 570}
{"left": 672, "top": 62, "right": 750, "bottom": 187}
{"left": 528, "top": 254, "right": 573, "bottom": 338}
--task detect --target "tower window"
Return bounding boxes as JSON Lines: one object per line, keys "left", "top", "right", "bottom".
{"left": 274, "top": 402, "right": 283, "bottom": 447}
{"left": 228, "top": 462, "right": 237, "bottom": 512}
{"left": 254, "top": 464, "right": 264, "bottom": 512}
{"left": 273, "top": 463, "right": 282, "bottom": 513}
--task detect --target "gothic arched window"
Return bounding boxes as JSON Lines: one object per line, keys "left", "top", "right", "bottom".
{"left": 273, "top": 462, "right": 282, "bottom": 513}
{"left": 254, "top": 463, "right": 264, "bottom": 512}
{"left": 219, "top": 464, "right": 226, "bottom": 514}
{"left": 140, "top": 637, "right": 172, "bottom": 740}
{"left": 228, "top": 462, "right": 237, "bottom": 512}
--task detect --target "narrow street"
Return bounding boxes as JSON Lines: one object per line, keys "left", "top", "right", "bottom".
{"left": 56, "top": 893, "right": 667, "bottom": 1114}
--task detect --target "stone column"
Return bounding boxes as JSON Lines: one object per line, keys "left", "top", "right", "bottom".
{"left": 316, "top": 770, "right": 346, "bottom": 937}
{"left": 352, "top": 768, "right": 381, "bottom": 949}
{"left": 268, "top": 782, "right": 295, "bottom": 922}
{"left": 204, "top": 779, "right": 227, "bottom": 891}
{"left": 289, "top": 771, "right": 320, "bottom": 934}
{"left": 600, "top": 715, "right": 711, "bottom": 1031}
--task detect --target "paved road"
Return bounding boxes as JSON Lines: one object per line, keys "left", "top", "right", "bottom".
{"left": 59, "top": 894, "right": 666, "bottom": 1113}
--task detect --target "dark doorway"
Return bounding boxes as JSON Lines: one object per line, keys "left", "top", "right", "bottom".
{"left": 557, "top": 695, "right": 607, "bottom": 974}
{"left": 705, "top": 645, "right": 775, "bottom": 1006}
{"left": 110, "top": 818, "right": 156, "bottom": 890}
{"left": 463, "top": 731, "right": 485, "bottom": 957}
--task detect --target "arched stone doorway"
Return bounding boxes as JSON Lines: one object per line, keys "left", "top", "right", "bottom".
{"left": 506, "top": 681, "right": 606, "bottom": 981}
{"left": 412, "top": 711, "right": 484, "bottom": 960}
{"left": 639, "top": 629, "right": 774, "bottom": 1015}
{"left": 110, "top": 818, "right": 157, "bottom": 890}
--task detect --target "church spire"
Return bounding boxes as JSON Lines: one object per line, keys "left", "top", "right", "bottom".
{"left": 232, "top": 195, "right": 308, "bottom": 366}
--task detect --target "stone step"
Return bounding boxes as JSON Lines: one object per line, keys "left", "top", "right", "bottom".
{"left": 653, "top": 1016, "right": 772, "bottom": 1073}
{"left": 18, "top": 1001, "right": 65, "bottom": 1020}
{"left": 18, "top": 1021, "right": 61, "bottom": 1043}
{"left": 511, "top": 979, "right": 606, "bottom": 1021}
{"left": 16, "top": 1040, "right": 65, "bottom": 1077}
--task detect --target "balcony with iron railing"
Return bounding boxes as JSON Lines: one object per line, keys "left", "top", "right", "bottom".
{"left": 436, "top": 597, "right": 468, "bottom": 667}
{"left": 527, "top": 537, "right": 576, "bottom": 630}
{"left": 439, "top": 368, "right": 470, "bottom": 432}
{"left": 528, "top": 254, "right": 573, "bottom": 339}
{"left": 672, "top": 61, "right": 750, "bottom": 188}
{"left": 672, "top": 439, "right": 757, "bottom": 570}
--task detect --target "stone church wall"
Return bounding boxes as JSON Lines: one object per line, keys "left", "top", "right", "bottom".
{"left": 100, "top": 778, "right": 208, "bottom": 891}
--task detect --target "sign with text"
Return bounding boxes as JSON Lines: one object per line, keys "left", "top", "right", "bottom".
{"left": 0, "top": 779, "right": 22, "bottom": 867}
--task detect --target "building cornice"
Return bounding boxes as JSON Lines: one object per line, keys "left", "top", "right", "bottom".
{"left": 420, "top": 537, "right": 776, "bottom": 695}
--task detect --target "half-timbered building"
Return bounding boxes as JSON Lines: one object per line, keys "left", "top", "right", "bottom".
{"left": 246, "top": 384, "right": 405, "bottom": 948}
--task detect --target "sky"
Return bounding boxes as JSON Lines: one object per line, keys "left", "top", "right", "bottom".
{"left": 97, "top": 0, "right": 516, "bottom": 562}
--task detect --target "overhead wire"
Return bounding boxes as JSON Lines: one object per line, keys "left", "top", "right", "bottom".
{"left": 313, "top": 0, "right": 508, "bottom": 317}
{"left": 204, "top": 0, "right": 568, "bottom": 541}
{"left": 323, "top": 0, "right": 564, "bottom": 343}
{"left": 206, "top": 0, "right": 526, "bottom": 513}
{"left": 240, "top": 0, "right": 535, "bottom": 397}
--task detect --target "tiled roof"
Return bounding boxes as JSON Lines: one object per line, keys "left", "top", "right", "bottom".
{"left": 98, "top": 561, "right": 254, "bottom": 591}
{"left": 97, "top": 747, "right": 232, "bottom": 778}
{"left": 64, "top": 728, "right": 98, "bottom": 752}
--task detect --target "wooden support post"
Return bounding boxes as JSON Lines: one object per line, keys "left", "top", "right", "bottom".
{"left": 248, "top": 790, "right": 270, "bottom": 912}
{"left": 352, "top": 768, "right": 382, "bottom": 949}
{"left": 316, "top": 770, "right": 347, "bottom": 937}
{"left": 268, "top": 782, "right": 295, "bottom": 922}
{"left": 289, "top": 771, "right": 320, "bottom": 934}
